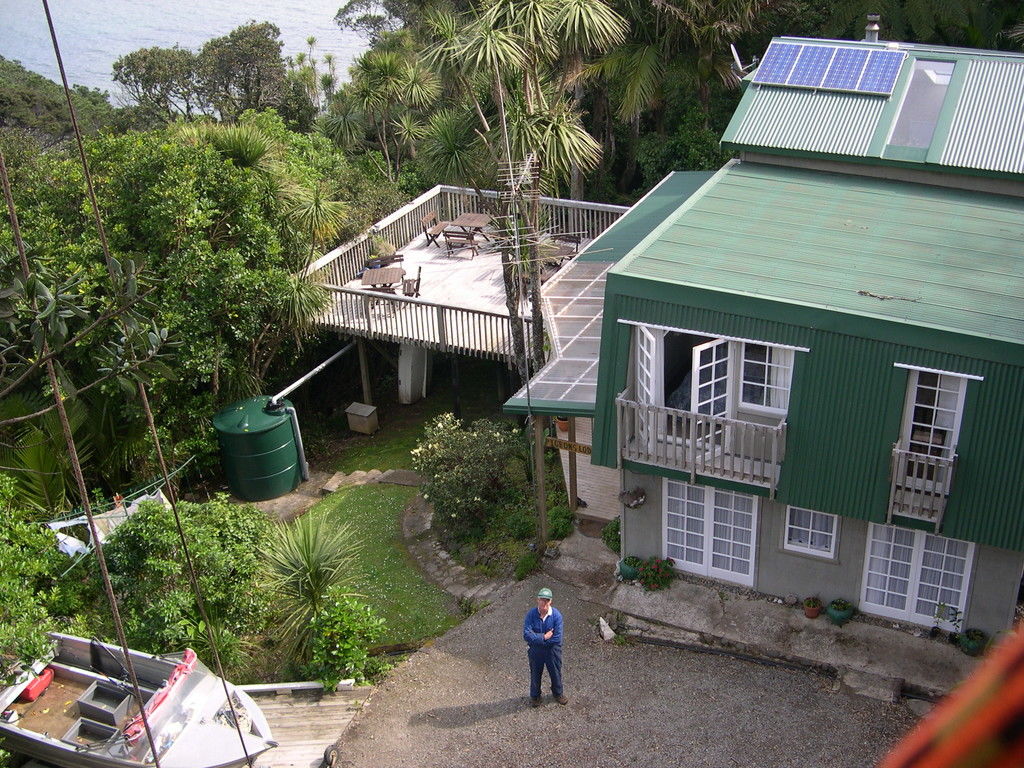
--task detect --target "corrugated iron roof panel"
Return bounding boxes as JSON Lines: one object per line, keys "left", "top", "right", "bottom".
{"left": 941, "top": 59, "right": 1024, "bottom": 175}
{"left": 731, "top": 86, "right": 885, "bottom": 156}
{"left": 613, "top": 162, "right": 1024, "bottom": 345}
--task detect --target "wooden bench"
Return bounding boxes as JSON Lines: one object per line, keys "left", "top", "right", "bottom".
{"left": 443, "top": 230, "right": 478, "bottom": 259}
{"left": 420, "top": 211, "right": 450, "bottom": 247}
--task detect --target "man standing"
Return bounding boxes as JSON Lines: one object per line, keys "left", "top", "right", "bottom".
{"left": 522, "top": 586, "right": 567, "bottom": 707}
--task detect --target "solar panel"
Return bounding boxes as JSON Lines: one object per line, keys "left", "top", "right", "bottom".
{"left": 821, "top": 47, "right": 870, "bottom": 91}
{"left": 857, "top": 49, "right": 906, "bottom": 94}
{"left": 786, "top": 45, "right": 836, "bottom": 88}
{"left": 753, "top": 41, "right": 907, "bottom": 96}
{"left": 752, "top": 42, "right": 801, "bottom": 85}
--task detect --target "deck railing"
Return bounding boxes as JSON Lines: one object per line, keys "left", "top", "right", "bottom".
{"left": 616, "top": 396, "right": 786, "bottom": 495}
{"left": 320, "top": 285, "right": 532, "bottom": 361}
{"left": 888, "top": 447, "right": 956, "bottom": 531}
{"left": 305, "top": 184, "right": 628, "bottom": 287}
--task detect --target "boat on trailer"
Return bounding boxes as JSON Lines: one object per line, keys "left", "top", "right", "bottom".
{"left": 0, "top": 633, "right": 276, "bottom": 768}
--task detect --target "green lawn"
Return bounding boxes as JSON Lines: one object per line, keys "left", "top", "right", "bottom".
{"left": 314, "top": 483, "right": 460, "bottom": 645}
{"left": 330, "top": 357, "right": 511, "bottom": 475}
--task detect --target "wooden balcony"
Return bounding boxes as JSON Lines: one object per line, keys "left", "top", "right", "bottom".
{"left": 888, "top": 447, "right": 957, "bottom": 531}
{"left": 306, "top": 184, "right": 626, "bottom": 362}
{"left": 616, "top": 396, "right": 786, "bottom": 494}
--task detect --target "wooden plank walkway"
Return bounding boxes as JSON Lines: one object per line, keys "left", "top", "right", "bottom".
{"left": 252, "top": 688, "right": 373, "bottom": 768}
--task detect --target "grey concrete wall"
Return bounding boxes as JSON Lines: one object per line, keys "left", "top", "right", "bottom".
{"left": 963, "top": 544, "right": 1024, "bottom": 636}
{"left": 619, "top": 473, "right": 1022, "bottom": 637}
{"left": 620, "top": 468, "right": 663, "bottom": 560}
{"left": 755, "top": 502, "right": 868, "bottom": 607}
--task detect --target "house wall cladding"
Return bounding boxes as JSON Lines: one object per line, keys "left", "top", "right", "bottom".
{"left": 620, "top": 469, "right": 1024, "bottom": 636}
{"left": 593, "top": 282, "right": 1024, "bottom": 552}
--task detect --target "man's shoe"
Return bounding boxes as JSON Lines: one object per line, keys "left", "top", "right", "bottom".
{"left": 530, "top": 697, "right": 541, "bottom": 707}
{"left": 555, "top": 695, "right": 568, "bottom": 705}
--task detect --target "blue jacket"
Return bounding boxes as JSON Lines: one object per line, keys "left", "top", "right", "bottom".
{"left": 523, "top": 606, "right": 563, "bottom": 648}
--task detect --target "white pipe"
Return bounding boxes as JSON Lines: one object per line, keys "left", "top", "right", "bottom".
{"left": 283, "top": 406, "right": 309, "bottom": 482}
{"left": 270, "top": 342, "right": 356, "bottom": 405}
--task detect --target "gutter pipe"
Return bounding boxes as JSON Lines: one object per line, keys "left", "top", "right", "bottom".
{"left": 267, "top": 341, "right": 357, "bottom": 482}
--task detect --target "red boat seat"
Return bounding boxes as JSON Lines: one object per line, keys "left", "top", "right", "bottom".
{"left": 17, "top": 667, "right": 54, "bottom": 703}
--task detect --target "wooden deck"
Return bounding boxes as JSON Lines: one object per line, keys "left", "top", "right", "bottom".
{"left": 251, "top": 688, "right": 372, "bottom": 768}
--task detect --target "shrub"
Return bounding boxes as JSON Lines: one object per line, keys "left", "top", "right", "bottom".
{"left": 411, "top": 414, "right": 521, "bottom": 543}
{"left": 548, "top": 504, "right": 573, "bottom": 540}
{"left": 638, "top": 557, "right": 675, "bottom": 591}
{"left": 103, "top": 496, "right": 272, "bottom": 655}
{"left": 262, "top": 508, "right": 360, "bottom": 659}
{"left": 602, "top": 517, "right": 621, "bottom": 554}
{"left": 301, "top": 592, "right": 385, "bottom": 687}
{"left": 515, "top": 552, "right": 540, "bottom": 580}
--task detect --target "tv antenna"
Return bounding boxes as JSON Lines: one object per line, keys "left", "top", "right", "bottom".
{"left": 730, "top": 43, "right": 758, "bottom": 76}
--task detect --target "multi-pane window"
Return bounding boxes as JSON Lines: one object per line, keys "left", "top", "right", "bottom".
{"left": 664, "top": 480, "right": 757, "bottom": 586}
{"left": 784, "top": 507, "right": 837, "bottom": 558}
{"left": 861, "top": 523, "right": 973, "bottom": 629}
{"left": 904, "top": 370, "right": 966, "bottom": 458}
{"left": 741, "top": 343, "right": 794, "bottom": 413}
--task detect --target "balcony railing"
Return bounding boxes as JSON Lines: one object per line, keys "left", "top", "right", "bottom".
{"left": 304, "top": 184, "right": 627, "bottom": 288}
{"left": 888, "top": 447, "right": 957, "bottom": 531}
{"left": 320, "top": 286, "right": 531, "bottom": 361}
{"left": 616, "top": 396, "right": 786, "bottom": 495}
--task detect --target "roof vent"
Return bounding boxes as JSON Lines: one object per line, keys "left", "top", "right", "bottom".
{"left": 865, "top": 14, "right": 881, "bottom": 43}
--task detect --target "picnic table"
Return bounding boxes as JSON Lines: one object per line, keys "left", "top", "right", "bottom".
{"left": 361, "top": 265, "right": 406, "bottom": 293}
{"left": 449, "top": 212, "right": 492, "bottom": 239}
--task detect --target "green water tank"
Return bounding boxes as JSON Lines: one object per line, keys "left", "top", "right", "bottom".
{"left": 213, "top": 396, "right": 303, "bottom": 501}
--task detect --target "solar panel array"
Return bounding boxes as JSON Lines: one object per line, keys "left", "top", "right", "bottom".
{"left": 753, "top": 41, "right": 907, "bottom": 96}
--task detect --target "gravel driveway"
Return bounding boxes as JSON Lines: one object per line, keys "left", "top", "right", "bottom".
{"left": 338, "top": 576, "right": 914, "bottom": 768}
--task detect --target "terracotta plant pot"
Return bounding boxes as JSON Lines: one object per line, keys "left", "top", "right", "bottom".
{"left": 804, "top": 604, "right": 822, "bottom": 619}
{"left": 555, "top": 417, "right": 569, "bottom": 433}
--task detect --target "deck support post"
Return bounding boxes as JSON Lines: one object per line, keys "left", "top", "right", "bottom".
{"left": 357, "top": 339, "right": 373, "bottom": 405}
{"left": 451, "top": 354, "right": 462, "bottom": 421}
{"left": 568, "top": 417, "right": 578, "bottom": 513}
{"left": 534, "top": 415, "right": 547, "bottom": 548}
{"left": 495, "top": 361, "right": 508, "bottom": 403}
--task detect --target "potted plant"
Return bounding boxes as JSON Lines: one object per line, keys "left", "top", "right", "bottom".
{"left": 929, "top": 603, "right": 946, "bottom": 639}
{"left": 946, "top": 607, "right": 963, "bottom": 645}
{"left": 803, "top": 596, "right": 823, "bottom": 619}
{"left": 637, "top": 556, "right": 674, "bottom": 591}
{"left": 826, "top": 598, "right": 855, "bottom": 626}
{"left": 618, "top": 555, "right": 643, "bottom": 581}
{"left": 555, "top": 416, "right": 569, "bottom": 433}
{"left": 958, "top": 628, "right": 988, "bottom": 657}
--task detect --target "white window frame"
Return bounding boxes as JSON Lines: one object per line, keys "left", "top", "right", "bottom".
{"left": 899, "top": 369, "right": 968, "bottom": 458}
{"left": 859, "top": 523, "right": 975, "bottom": 630}
{"left": 739, "top": 342, "right": 794, "bottom": 416}
{"left": 632, "top": 324, "right": 796, "bottom": 420}
{"left": 662, "top": 479, "right": 758, "bottom": 587}
{"left": 783, "top": 506, "right": 838, "bottom": 559}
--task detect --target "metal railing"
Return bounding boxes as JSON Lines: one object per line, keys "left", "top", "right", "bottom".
{"left": 305, "top": 184, "right": 627, "bottom": 287}
{"left": 616, "top": 396, "right": 786, "bottom": 494}
{"left": 320, "top": 285, "right": 532, "bottom": 361}
{"left": 888, "top": 447, "right": 957, "bottom": 531}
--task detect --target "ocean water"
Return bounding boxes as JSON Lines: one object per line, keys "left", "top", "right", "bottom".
{"left": 0, "top": 0, "right": 368, "bottom": 99}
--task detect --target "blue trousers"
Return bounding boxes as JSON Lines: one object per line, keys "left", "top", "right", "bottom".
{"left": 528, "top": 644, "right": 563, "bottom": 698}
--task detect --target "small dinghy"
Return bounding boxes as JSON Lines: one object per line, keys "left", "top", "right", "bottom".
{"left": 0, "top": 633, "right": 276, "bottom": 768}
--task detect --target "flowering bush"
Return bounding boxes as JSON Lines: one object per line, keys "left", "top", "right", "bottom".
{"left": 411, "top": 414, "right": 521, "bottom": 543}
{"left": 638, "top": 557, "right": 675, "bottom": 591}
{"left": 301, "top": 591, "right": 385, "bottom": 687}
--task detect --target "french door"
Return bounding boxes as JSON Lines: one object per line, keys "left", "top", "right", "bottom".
{"left": 691, "top": 339, "right": 732, "bottom": 456}
{"left": 664, "top": 480, "right": 757, "bottom": 586}
{"left": 635, "top": 325, "right": 662, "bottom": 450}
{"left": 861, "top": 523, "right": 974, "bottom": 629}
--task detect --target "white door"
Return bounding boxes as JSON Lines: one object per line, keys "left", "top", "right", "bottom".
{"left": 899, "top": 371, "right": 967, "bottom": 492}
{"left": 861, "top": 523, "right": 974, "bottom": 629}
{"left": 691, "top": 339, "right": 731, "bottom": 454}
{"left": 664, "top": 480, "right": 757, "bottom": 587}
{"left": 635, "top": 325, "right": 661, "bottom": 449}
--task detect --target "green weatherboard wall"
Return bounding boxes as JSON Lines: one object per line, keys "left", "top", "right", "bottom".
{"left": 590, "top": 280, "right": 1024, "bottom": 553}
{"left": 213, "top": 396, "right": 302, "bottom": 502}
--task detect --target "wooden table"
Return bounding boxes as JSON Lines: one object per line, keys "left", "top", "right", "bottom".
{"left": 361, "top": 266, "right": 405, "bottom": 292}
{"left": 449, "top": 212, "right": 492, "bottom": 239}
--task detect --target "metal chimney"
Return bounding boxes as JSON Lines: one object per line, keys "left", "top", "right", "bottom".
{"left": 865, "top": 14, "right": 881, "bottom": 43}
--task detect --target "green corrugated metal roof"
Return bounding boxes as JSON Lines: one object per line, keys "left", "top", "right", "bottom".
{"left": 942, "top": 59, "right": 1024, "bottom": 174}
{"left": 612, "top": 161, "right": 1024, "bottom": 345}
{"left": 722, "top": 37, "right": 1024, "bottom": 178}
{"left": 577, "top": 171, "right": 716, "bottom": 262}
